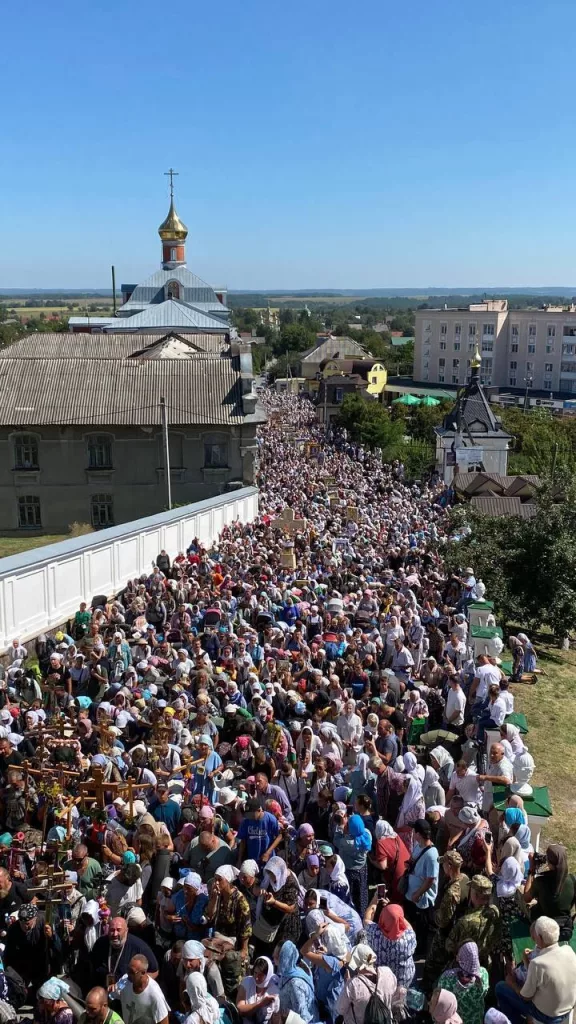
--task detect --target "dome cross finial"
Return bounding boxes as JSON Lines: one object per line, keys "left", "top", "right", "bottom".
{"left": 164, "top": 167, "right": 178, "bottom": 200}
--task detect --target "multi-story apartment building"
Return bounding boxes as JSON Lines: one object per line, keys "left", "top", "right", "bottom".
{"left": 415, "top": 300, "right": 576, "bottom": 395}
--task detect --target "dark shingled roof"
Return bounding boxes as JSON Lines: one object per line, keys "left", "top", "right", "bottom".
{"left": 470, "top": 496, "right": 538, "bottom": 518}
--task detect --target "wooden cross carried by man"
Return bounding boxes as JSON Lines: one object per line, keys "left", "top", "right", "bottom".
{"left": 272, "top": 507, "right": 307, "bottom": 536}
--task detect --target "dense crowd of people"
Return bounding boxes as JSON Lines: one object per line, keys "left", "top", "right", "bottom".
{"left": 0, "top": 389, "right": 572, "bottom": 1024}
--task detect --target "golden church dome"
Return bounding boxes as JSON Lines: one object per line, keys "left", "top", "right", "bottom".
{"left": 158, "top": 200, "right": 188, "bottom": 241}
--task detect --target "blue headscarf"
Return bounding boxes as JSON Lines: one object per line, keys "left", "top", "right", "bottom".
{"left": 348, "top": 814, "right": 372, "bottom": 853}
{"left": 278, "top": 941, "right": 315, "bottom": 990}
{"left": 504, "top": 807, "right": 525, "bottom": 828}
{"left": 515, "top": 824, "right": 532, "bottom": 850}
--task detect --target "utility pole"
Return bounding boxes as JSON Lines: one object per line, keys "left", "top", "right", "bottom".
{"left": 111, "top": 265, "right": 117, "bottom": 314}
{"left": 160, "top": 397, "right": 172, "bottom": 510}
{"left": 552, "top": 441, "right": 559, "bottom": 482}
{"left": 523, "top": 375, "right": 533, "bottom": 413}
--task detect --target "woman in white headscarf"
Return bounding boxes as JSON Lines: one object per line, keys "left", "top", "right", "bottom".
{"left": 346, "top": 752, "right": 375, "bottom": 802}
{"left": 185, "top": 972, "right": 220, "bottom": 1024}
{"left": 423, "top": 765, "right": 445, "bottom": 808}
{"left": 395, "top": 775, "right": 425, "bottom": 852}
{"left": 301, "top": 914, "right": 350, "bottom": 1021}
{"left": 323, "top": 853, "right": 351, "bottom": 903}
{"left": 429, "top": 746, "right": 455, "bottom": 789}
{"left": 403, "top": 751, "right": 425, "bottom": 783}
{"left": 236, "top": 956, "right": 279, "bottom": 1024}
{"left": 254, "top": 856, "right": 301, "bottom": 950}
{"left": 370, "top": 819, "right": 411, "bottom": 902}
{"left": 337, "top": 699, "right": 363, "bottom": 765}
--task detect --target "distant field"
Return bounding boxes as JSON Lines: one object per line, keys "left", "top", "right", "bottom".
{"left": 0, "top": 535, "right": 67, "bottom": 559}
{"left": 7, "top": 304, "right": 114, "bottom": 320}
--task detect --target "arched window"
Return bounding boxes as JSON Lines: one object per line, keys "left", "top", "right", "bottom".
{"left": 87, "top": 434, "right": 113, "bottom": 469}
{"left": 170, "top": 248, "right": 177, "bottom": 262}
{"left": 166, "top": 280, "right": 180, "bottom": 300}
{"left": 13, "top": 433, "right": 39, "bottom": 470}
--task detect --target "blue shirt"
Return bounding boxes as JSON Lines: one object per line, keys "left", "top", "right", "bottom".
{"left": 149, "top": 797, "right": 182, "bottom": 836}
{"left": 238, "top": 811, "right": 279, "bottom": 862}
{"left": 406, "top": 844, "right": 439, "bottom": 908}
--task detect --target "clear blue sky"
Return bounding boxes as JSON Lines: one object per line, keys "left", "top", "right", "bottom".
{"left": 2, "top": 0, "right": 576, "bottom": 290}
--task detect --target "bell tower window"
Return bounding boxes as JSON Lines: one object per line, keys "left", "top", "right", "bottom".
{"left": 166, "top": 281, "right": 180, "bottom": 300}
{"left": 170, "top": 248, "right": 177, "bottom": 262}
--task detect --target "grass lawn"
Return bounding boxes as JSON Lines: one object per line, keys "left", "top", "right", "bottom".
{"left": 0, "top": 535, "right": 67, "bottom": 559}
{"left": 513, "top": 647, "right": 576, "bottom": 860}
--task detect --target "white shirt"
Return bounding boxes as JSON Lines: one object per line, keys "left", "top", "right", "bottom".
{"left": 445, "top": 686, "right": 466, "bottom": 726}
{"left": 449, "top": 770, "right": 482, "bottom": 806}
{"left": 482, "top": 755, "right": 514, "bottom": 813}
{"left": 474, "top": 663, "right": 501, "bottom": 701}
{"left": 120, "top": 977, "right": 170, "bottom": 1024}
{"left": 489, "top": 696, "right": 507, "bottom": 727}
{"left": 501, "top": 690, "right": 514, "bottom": 714}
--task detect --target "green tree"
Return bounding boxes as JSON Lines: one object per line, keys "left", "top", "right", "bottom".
{"left": 269, "top": 350, "right": 302, "bottom": 380}
{"left": 336, "top": 394, "right": 406, "bottom": 456}
{"left": 445, "top": 483, "right": 576, "bottom": 638}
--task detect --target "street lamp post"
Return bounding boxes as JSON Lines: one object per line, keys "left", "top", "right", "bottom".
{"left": 523, "top": 375, "right": 533, "bottom": 413}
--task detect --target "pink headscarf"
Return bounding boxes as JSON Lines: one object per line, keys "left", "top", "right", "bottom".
{"left": 433, "top": 991, "right": 463, "bottom": 1024}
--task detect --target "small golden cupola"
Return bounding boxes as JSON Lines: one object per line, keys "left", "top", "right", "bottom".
{"left": 159, "top": 168, "right": 188, "bottom": 269}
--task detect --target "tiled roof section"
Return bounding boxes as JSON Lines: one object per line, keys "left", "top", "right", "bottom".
{"left": 301, "top": 336, "right": 369, "bottom": 362}
{"left": 454, "top": 471, "right": 542, "bottom": 498}
{"left": 0, "top": 344, "right": 245, "bottom": 427}
{"left": 470, "top": 496, "right": 523, "bottom": 516}
{"left": 4, "top": 333, "right": 229, "bottom": 360}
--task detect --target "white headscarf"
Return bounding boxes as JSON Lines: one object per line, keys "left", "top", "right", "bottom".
{"left": 396, "top": 776, "right": 423, "bottom": 828}
{"left": 185, "top": 972, "right": 220, "bottom": 1024}
{"left": 323, "top": 923, "right": 350, "bottom": 957}
{"left": 353, "top": 752, "right": 370, "bottom": 780}
{"left": 82, "top": 899, "right": 100, "bottom": 950}
{"left": 403, "top": 751, "right": 425, "bottom": 783}
{"left": 497, "top": 856, "right": 524, "bottom": 897}
{"left": 329, "top": 855, "right": 350, "bottom": 890}
{"left": 375, "top": 820, "right": 397, "bottom": 840}
{"left": 215, "top": 865, "right": 240, "bottom": 883}
{"left": 430, "top": 746, "right": 453, "bottom": 770}
{"left": 262, "top": 856, "right": 289, "bottom": 892}
{"left": 423, "top": 765, "right": 440, "bottom": 791}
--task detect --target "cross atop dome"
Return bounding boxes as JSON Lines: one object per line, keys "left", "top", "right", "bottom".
{"left": 158, "top": 169, "right": 188, "bottom": 269}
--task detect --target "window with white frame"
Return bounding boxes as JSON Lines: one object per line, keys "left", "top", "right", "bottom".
{"left": 452, "top": 374, "right": 459, "bottom": 384}
{"left": 91, "top": 494, "right": 114, "bottom": 528}
{"left": 546, "top": 344, "right": 554, "bottom": 353}
{"left": 526, "top": 362, "right": 534, "bottom": 372}
{"left": 13, "top": 433, "right": 39, "bottom": 470}
{"left": 510, "top": 361, "right": 517, "bottom": 370}
{"left": 511, "top": 324, "right": 519, "bottom": 337}
{"left": 509, "top": 377, "right": 517, "bottom": 386}
{"left": 468, "top": 323, "right": 476, "bottom": 337}
{"left": 18, "top": 495, "right": 41, "bottom": 528}
{"left": 548, "top": 325, "right": 556, "bottom": 338}
{"left": 528, "top": 343, "right": 536, "bottom": 354}
{"left": 511, "top": 343, "right": 519, "bottom": 353}
{"left": 439, "top": 358, "right": 445, "bottom": 367}
{"left": 440, "top": 341, "right": 447, "bottom": 350}
{"left": 440, "top": 323, "right": 447, "bottom": 335}
{"left": 87, "top": 434, "right": 113, "bottom": 469}
{"left": 452, "top": 358, "right": 460, "bottom": 367}
{"left": 482, "top": 323, "right": 495, "bottom": 337}
{"left": 545, "top": 363, "right": 553, "bottom": 373}
{"left": 544, "top": 378, "right": 552, "bottom": 389}
{"left": 529, "top": 324, "right": 536, "bottom": 337}
{"left": 454, "top": 342, "right": 461, "bottom": 351}
{"left": 454, "top": 323, "right": 462, "bottom": 336}
{"left": 204, "top": 443, "right": 229, "bottom": 468}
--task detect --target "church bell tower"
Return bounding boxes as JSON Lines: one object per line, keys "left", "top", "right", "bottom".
{"left": 158, "top": 168, "right": 188, "bottom": 270}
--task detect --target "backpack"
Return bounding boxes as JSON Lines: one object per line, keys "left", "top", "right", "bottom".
{"left": 5, "top": 967, "right": 27, "bottom": 1010}
{"left": 352, "top": 973, "right": 393, "bottom": 1024}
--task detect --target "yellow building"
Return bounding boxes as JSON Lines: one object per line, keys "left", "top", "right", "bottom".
{"left": 366, "top": 362, "right": 388, "bottom": 395}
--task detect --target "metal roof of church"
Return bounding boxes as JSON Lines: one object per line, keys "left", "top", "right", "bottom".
{"left": 4, "top": 332, "right": 229, "bottom": 359}
{"left": 98, "top": 299, "right": 229, "bottom": 332}
{"left": 122, "top": 267, "right": 227, "bottom": 309}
